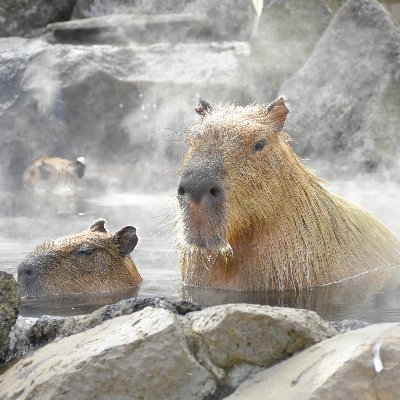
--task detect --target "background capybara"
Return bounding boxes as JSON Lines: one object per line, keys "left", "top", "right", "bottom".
{"left": 17, "top": 219, "right": 142, "bottom": 297}
{"left": 177, "top": 97, "right": 400, "bottom": 291}
{"left": 23, "top": 156, "right": 86, "bottom": 191}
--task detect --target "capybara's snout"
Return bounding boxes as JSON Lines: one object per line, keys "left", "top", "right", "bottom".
{"left": 177, "top": 162, "right": 224, "bottom": 206}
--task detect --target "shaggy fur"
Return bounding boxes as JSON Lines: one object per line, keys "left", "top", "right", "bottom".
{"left": 178, "top": 98, "right": 400, "bottom": 291}
{"left": 17, "top": 219, "right": 142, "bottom": 297}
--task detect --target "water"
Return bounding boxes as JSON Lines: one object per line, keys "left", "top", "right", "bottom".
{"left": 1, "top": 178, "right": 400, "bottom": 323}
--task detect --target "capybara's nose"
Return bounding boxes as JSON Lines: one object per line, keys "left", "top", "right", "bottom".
{"left": 178, "top": 168, "right": 224, "bottom": 204}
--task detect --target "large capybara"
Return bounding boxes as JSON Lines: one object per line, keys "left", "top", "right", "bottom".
{"left": 177, "top": 97, "right": 400, "bottom": 291}
{"left": 17, "top": 219, "right": 142, "bottom": 297}
{"left": 23, "top": 156, "right": 86, "bottom": 191}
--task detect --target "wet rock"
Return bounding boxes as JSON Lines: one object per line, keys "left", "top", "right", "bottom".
{"left": 248, "top": 0, "right": 346, "bottom": 101}
{"left": 0, "top": 307, "right": 217, "bottom": 400}
{"left": 182, "top": 304, "right": 337, "bottom": 391}
{"left": 226, "top": 323, "right": 400, "bottom": 400}
{"left": 0, "top": 37, "right": 249, "bottom": 190}
{"left": 332, "top": 318, "right": 370, "bottom": 333}
{"left": 72, "top": 0, "right": 259, "bottom": 40}
{"left": 0, "top": 271, "right": 20, "bottom": 364}
{"left": 280, "top": 0, "right": 400, "bottom": 179}
{"left": 7, "top": 296, "right": 201, "bottom": 362}
{"left": 0, "top": 0, "right": 76, "bottom": 37}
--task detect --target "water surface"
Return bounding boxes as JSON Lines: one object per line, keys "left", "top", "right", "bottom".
{"left": 1, "top": 178, "right": 399, "bottom": 322}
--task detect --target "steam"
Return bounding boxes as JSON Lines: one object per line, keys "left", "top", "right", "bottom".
{"left": 21, "top": 49, "right": 60, "bottom": 116}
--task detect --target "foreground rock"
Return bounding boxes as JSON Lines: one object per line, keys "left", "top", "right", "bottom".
{"left": 0, "top": 271, "right": 20, "bottom": 364}
{"left": 226, "top": 323, "right": 400, "bottom": 399}
{"left": 7, "top": 296, "right": 201, "bottom": 362}
{"left": 1, "top": 308, "right": 217, "bottom": 400}
{"left": 1, "top": 304, "right": 335, "bottom": 399}
{"left": 280, "top": 0, "right": 400, "bottom": 179}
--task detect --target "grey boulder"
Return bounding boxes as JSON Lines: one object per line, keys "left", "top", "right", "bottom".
{"left": 248, "top": 0, "right": 345, "bottom": 101}
{"left": 0, "top": 307, "right": 217, "bottom": 400}
{"left": 280, "top": 0, "right": 400, "bottom": 179}
{"left": 226, "top": 322, "right": 400, "bottom": 400}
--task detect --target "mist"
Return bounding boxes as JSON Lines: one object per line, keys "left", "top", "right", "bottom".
{"left": 0, "top": 0, "right": 399, "bottom": 320}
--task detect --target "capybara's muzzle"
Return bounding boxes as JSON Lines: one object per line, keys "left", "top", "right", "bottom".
{"left": 177, "top": 162, "right": 224, "bottom": 206}
{"left": 177, "top": 161, "right": 226, "bottom": 248}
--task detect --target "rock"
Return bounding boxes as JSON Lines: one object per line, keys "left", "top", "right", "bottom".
{"left": 280, "top": 0, "right": 400, "bottom": 179}
{"left": 0, "top": 37, "right": 249, "bottom": 191}
{"left": 7, "top": 296, "right": 201, "bottom": 363}
{"left": 1, "top": 303, "right": 338, "bottom": 399}
{"left": 43, "top": 13, "right": 213, "bottom": 45}
{"left": 0, "top": 271, "right": 20, "bottom": 364}
{"left": 0, "top": 0, "right": 76, "bottom": 37}
{"left": 182, "top": 304, "right": 337, "bottom": 392}
{"left": 0, "top": 307, "right": 217, "bottom": 400}
{"left": 332, "top": 318, "right": 370, "bottom": 333}
{"left": 226, "top": 323, "right": 400, "bottom": 400}
{"left": 248, "top": 0, "right": 345, "bottom": 101}
{"left": 72, "top": 0, "right": 259, "bottom": 40}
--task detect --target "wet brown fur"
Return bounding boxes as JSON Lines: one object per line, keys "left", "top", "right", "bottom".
{"left": 17, "top": 220, "right": 142, "bottom": 297}
{"left": 178, "top": 98, "right": 400, "bottom": 291}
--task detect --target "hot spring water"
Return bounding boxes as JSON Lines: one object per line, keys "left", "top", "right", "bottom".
{"left": 0, "top": 178, "right": 399, "bottom": 323}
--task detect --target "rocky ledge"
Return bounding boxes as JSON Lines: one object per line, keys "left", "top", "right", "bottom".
{"left": 1, "top": 289, "right": 399, "bottom": 399}
{"left": 1, "top": 301, "right": 337, "bottom": 399}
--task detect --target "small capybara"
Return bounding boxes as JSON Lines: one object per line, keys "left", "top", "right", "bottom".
{"left": 17, "top": 219, "right": 142, "bottom": 297}
{"left": 177, "top": 97, "right": 400, "bottom": 291}
{"left": 23, "top": 156, "right": 86, "bottom": 191}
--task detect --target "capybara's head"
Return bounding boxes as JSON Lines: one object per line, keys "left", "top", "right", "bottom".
{"left": 177, "top": 97, "right": 293, "bottom": 252}
{"left": 23, "top": 156, "right": 86, "bottom": 189}
{"left": 17, "top": 219, "right": 142, "bottom": 298}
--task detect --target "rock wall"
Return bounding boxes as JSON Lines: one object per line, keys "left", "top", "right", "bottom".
{"left": 0, "top": 0, "right": 399, "bottom": 190}
{"left": 280, "top": 0, "right": 400, "bottom": 179}
{"left": 0, "top": 0, "right": 77, "bottom": 37}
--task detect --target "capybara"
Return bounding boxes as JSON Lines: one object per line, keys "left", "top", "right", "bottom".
{"left": 23, "top": 156, "right": 86, "bottom": 191}
{"left": 17, "top": 219, "right": 142, "bottom": 297}
{"left": 177, "top": 97, "right": 400, "bottom": 291}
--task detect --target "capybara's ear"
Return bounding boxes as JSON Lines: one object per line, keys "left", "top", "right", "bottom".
{"left": 74, "top": 157, "right": 86, "bottom": 178}
{"left": 113, "top": 226, "right": 138, "bottom": 256}
{"left": 89, "top": 218, "right": 107, "bottom": 233}
{"left": 265, "top": 96, "right": 289, "bottom": 132}
{"left": 195, "top": 97, "right": 212, "bottom": 118}
{"left": 38, "top": 160, "right": 52, "bottom": 180}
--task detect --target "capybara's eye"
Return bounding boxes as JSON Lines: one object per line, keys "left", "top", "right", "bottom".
{"left": 253, "top": 139, "right": 267, "bottom": 152}
{"left": 76, "top": 246, "right": 94, "bottom": 257}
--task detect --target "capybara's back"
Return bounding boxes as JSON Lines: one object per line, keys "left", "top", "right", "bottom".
{"left": 177, "top": 97, "right": 400, "bottom": 291}
{"left": 17, "top": 219, "right": 142, "bottom": 297}
{"left": 23, "top": 156, "right": 86, "bottom": 191}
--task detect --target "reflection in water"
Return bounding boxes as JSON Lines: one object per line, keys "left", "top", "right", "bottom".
{"left": 182, "top": 266, "right": 400, "bottom": 323}
{"left": 0, "top": 178, "right": 400, "bottom": 323}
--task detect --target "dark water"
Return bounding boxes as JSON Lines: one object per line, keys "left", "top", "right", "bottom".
{"left": 1, "top": 179, "right": 400, "bottom": 323}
